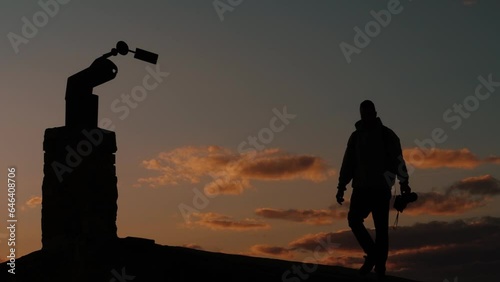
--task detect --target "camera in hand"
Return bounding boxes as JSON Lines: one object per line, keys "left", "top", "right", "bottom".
{"left": 393, "top": 192, "right": 418, "bottom": 212}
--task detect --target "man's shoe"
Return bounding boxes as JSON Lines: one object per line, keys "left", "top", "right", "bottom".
{"left": 359, "top": 255, "right": 375, "bottom": 275}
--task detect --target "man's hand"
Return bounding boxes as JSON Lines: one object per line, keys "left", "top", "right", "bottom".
{"left": 400, "top": 182, "right": 411, "bottom": 194}
{"left": 336, "top": 187, "right": 345, "bottom": 205}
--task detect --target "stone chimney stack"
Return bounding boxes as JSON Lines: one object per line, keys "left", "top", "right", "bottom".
{"left": 41, "top": 126, "right": 118, "bottom": 249}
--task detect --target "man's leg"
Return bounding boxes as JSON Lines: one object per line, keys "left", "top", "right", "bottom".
{"left": 348, "top": 188, "right": 375, "bottom": 273}
{"left": 372, "top": 188, "right": 392, "bottom": 276}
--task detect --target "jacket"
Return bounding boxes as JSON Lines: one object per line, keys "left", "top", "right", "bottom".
{"left": 338, "top": 117, "right": 409, "bottom": 190}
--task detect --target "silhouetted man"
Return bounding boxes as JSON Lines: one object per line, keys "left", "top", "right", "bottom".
{"left": 336, "top": 100, "right": 410, "bottom": 280}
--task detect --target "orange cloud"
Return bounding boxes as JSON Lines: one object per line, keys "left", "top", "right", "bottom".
{"left": 403, "top": 147, "right": 500, "bottom": 169}
{"left": 288, "top": 232, "right": 342, "bottom": 253}
{"left": 182, "top": 243, "right": 204, "bottom": 250}
{"left": 402, "top": 191, "right": 486, "bottom": 215}
{"left": 285, "top": 217, "right": 500, "bottom": 281}
{"left": 26, "top": 196, "right": 42, "bottom": 208}
{"left": 255, "top": 207, "right": 347, "bottom": 225}
{"left": 249, "top": 244, "right": 294, "bottom": 259}
{"left": 450, "top": 174, "right": 500, "bottom": 195}
{"left": 318, "top": 254, "right": 401, "bottom": 272}
{"left": 137, "top": 146, "right": 335, "bottom": 195}
{"left": 383, "top": 217, "right": 500, "bottom": 281}
{"left": 289, "top": 217, "right": 500, "bottom": 253}
{"left": 403, "top": 174, "right": 500, "bottom": 215}
{"left": 187, "top": 212, "right": 270, "bottom": 231}
{"left": 246, "top": 234, "right": 340, "bottom": 261}
{"left": 316, "top": 255, "right": 365, "bottom": 269}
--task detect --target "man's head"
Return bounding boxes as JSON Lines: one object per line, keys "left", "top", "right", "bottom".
{"left": 360, "top": 100, "right": 377, "bottom": 122}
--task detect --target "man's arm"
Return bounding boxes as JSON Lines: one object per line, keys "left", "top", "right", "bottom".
{"left": 338, "top": 132, "right": 356, "bottom": 190}
{"left": 336, "top": 132, "right": 356, "bottom": 205}
{"left": 391, "top": 131, "right": 411, "bottom": 193}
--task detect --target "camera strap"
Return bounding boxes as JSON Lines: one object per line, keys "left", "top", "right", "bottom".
{"left": 393, "top": 211, "right": 400, "bottom": 230}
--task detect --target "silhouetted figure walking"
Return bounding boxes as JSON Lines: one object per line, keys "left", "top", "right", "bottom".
{"left": 336, "top": 100, "right": 410, "bottom": 280}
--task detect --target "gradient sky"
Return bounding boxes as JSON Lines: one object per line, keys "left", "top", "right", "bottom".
{"left": 1, "top": 1, "right": 500, "bottom": 281}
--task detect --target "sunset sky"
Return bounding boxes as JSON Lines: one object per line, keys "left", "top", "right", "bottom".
{"left": 1, "top": 1, "right": 500, "bottom": 281}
